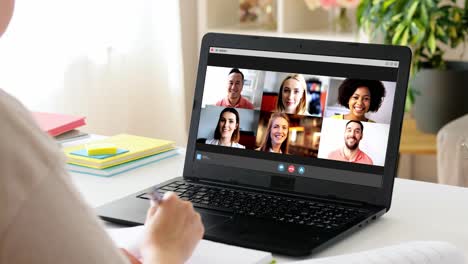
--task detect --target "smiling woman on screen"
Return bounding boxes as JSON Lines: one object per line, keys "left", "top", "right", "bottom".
{"left": 275, "top": 74, "right": 309, "bottom": 115}
{"left": 332, "top": 78, "right": 386, "bottom": 123}
{"left": 257, "top": 113, "right": 290, "bottom": 154}
{"left": 206, "top": 107, "right": 246, "bottom": 148}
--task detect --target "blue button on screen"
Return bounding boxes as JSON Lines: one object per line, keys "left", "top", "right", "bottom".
{"left": 298, "top": 166, "right": 305, "bottom": 174}
{"left": 277, "top": 163, "right": 285, "bottom": 172}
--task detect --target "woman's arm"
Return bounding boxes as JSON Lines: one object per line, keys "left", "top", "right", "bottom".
{"left": 141, "top": 192, "right": 204, "bottom": 264}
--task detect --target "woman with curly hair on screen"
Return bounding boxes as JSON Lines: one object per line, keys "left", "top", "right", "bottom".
{"left": 332, "top": 79, "right": 386, "bottom": 123}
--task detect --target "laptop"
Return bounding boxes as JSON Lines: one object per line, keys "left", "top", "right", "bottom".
{"left": 97, "top": 33, "right": 411, "bottom": 256}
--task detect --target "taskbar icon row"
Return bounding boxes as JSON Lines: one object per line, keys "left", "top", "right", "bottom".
{"left": 277, "top": 163, "right": 305, "bottom": 175}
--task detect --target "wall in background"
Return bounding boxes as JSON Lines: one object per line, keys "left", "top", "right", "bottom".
{"left": 180, "top": 0, "right": 199, "bottom": 137}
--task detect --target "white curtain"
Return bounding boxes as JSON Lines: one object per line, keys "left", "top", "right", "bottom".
{"left": 0, "top": 1, "right": 189, "bottom": 145}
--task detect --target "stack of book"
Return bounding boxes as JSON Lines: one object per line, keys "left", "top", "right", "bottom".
{"left": 32, "top": 111, "right": 89, "bottom": 143}
{"left": 63, "top": 134, "right": 177, "bottom": 177}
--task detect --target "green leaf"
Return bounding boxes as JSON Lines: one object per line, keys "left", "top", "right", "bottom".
{"left": 392, "top": 23, "right": 407, "bottom": 44}
{"left": 436, "top": 25, "right": 447, "bottom": 39}
{"left": 400, "top": 27, "right": 410, "bottom": 46}
{"left": 421, "top": 4, "right": 429, "bottom": 26}
{"left": 391, "top": 13, "right": 404, "bottom": 23}
{"left": 424, "top": 0, "right": 435, "bottom": 9}
{"left": 383, "top": 0, "right": 398, "bottom": 11}
{"left": 356, "top": 0, "right": 367, "bottom": 27}
{"left": 428, "top": 33, "right": 436, "bottom": 54}
{"left": 410, "top": 22, "right": 419, "bottom": 35}
{"left": 453, "top": 9, "right": 462, "bottom": 22}
{"left": 406, "top": 1, "right": 419, "bottom": 20}
{"left": 410, "top": 21, "right": 427, "bottom": 44}
{"left": 449, "top": 26, "right": 458, "bottom": 39}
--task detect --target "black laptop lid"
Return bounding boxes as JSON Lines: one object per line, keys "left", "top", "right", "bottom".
{"left": 184, "top": 33, "right": 411, "bottom": 209}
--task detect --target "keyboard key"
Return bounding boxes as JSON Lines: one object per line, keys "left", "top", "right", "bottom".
{"left": 138, "top": 182, "right": 368, "bottom": 230}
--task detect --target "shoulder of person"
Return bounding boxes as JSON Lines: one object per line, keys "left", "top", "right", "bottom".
{"left": 360, "top": 150, "right": 374, "bottom": 163}
{"left": 205, "top": 138, "right": 218, "bottom": 144}
{"left": 241, "top": 96, "right": 253, "bottom": 104}
{"left": 233, "top": 142, "right": 245, "bottom": 149}
{"left": 215, "top": 99, "right": 224, "bottom": 106}
{"left": 327, "top": 148, "right": 341, "bottom": 157}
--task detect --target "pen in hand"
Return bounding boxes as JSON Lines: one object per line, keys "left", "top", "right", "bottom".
{"left": 148, "top": 188, "right": 164, "bottom": 207}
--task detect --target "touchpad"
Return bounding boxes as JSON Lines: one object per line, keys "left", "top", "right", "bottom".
{"left": 205, "top": 216, "right": 321, "bottom": 254}
{"left": 198, "top": 210, "right": 232, "bottom": 230}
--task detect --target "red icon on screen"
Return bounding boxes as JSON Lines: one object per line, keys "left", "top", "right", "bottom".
{"left": 210, "top": 48, "right": 214, "bottom": 52}
{"left": 288, "top": 165, "right": 295, "bottom": 173}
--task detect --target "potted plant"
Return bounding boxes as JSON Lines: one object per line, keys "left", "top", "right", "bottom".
{"left": 357, "top": 0, "right": 468, "bottom": 133}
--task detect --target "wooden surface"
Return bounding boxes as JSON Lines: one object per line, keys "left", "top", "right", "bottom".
{"left": 399, "top": 116, "right": 437, "bottom": 154}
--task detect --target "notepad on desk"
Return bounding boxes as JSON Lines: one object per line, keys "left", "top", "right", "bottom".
{"left": 67, "top": 148, "right": 179, "bottom": 177}
{"left": 54, "top": 129, "right": 89, "bottom": 144}
{"left": 63, "top": 134, "right": 175, "bottom": 169}
{"left": 32, "top": 111, "right": 86, "bottom": 136}
{"left": 287, "top": 241, "right": 465, "bottom": 264}
{"left": 107, "top": 225, "right": 273, "bottom": 264}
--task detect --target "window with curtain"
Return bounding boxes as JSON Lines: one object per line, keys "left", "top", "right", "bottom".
{"left": 0, "top": 0, "right": 189, "bottom": 145}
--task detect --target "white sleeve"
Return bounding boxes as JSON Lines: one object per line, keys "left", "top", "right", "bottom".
{"left": 0, "top": 89, "right": 129, "bottom": 264}
{"left": 1, "top": 168, "right": 130, "bottom": 264}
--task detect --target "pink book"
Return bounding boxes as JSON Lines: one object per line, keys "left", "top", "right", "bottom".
{"left": 32, "top": 112, "right": 86, "bottom": 136}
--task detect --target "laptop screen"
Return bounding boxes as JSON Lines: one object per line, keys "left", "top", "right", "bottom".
{"left": 194, "top": 46, "right": 400, "bottom": 188}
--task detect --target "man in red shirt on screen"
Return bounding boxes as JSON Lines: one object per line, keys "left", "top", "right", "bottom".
{"left": 216, "top": 68, "right": 254, "bottom": 109}
{"left": 327, "top": 120, "right": 373, "bottom": 165}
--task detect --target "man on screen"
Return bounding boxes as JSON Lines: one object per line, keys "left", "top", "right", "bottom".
{"left": 215, "top": 68, "right": 254, "bottom": 109}
{"left": 327, "top": 120, "right": 373, "bottom": 165}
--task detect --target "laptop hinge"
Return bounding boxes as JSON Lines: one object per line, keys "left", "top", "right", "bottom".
{"left": 183, "top": 176, "right": 201, "bottom": 182}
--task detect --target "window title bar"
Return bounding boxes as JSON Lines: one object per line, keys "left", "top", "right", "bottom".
{"left": 210, "top": 47, "right": 399, "bottom": 68}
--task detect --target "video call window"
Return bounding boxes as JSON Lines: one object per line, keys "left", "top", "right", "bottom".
{"left": 197, "top": 65, "right": 396, "bottom": 168}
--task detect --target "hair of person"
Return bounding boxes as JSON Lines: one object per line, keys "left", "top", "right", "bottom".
{"left": 0, "top": 0, "right": 15, "bottom": 38}
{"left": 345, "top": 120, "right": 364, "bottom": 132}
{"left": 258, "top": 112, "right": 290, "bottom": 153}
{"left": 228, "top": 68, "right": 244, "bottom": 82}
{"left": 337, "top": 79, "right": 386, "bottom": 112}
{"left": 213, "top": 107, "right": 241, "bottom": 142}
{"left": 275, "top": 73, "right": 308, "bottom": 115}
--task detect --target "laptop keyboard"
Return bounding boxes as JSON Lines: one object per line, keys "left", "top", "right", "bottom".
{"left": 138, "top": 181, "right": 370, "bottom": 230}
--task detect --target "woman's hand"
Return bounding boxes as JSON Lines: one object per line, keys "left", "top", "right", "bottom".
{"left": 141, "top": 192, "right": 204, "bottom": 264}
{"left": 121, "top": 248, "right": 142, "bottom": 264}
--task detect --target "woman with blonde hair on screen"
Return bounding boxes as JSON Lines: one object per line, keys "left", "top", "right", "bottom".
{"left": 257, "top": 113, "right": 290, "bottom": 154}
{"left": 275, "top": 74, "right": 309, "bottom": 115}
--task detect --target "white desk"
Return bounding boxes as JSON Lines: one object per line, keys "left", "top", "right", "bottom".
{"left": 70, "top": 151, "right": 468, "bottom": 262}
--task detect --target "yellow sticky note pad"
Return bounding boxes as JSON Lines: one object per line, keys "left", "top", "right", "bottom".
{"left": 85, "top": 143, "right": 118, "bottom": 156}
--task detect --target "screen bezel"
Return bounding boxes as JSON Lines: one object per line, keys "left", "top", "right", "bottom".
{"left": 183, "top": 33, "right": 411, "bottom": 209}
